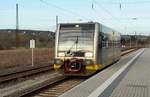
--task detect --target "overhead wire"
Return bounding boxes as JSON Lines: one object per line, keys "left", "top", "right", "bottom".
{"left": 91, "top": 0, "right": 150, "bottom": 34}
{"left": 39, "top": 0, "right": 90, "bottom": 22}
{"left": 91, "top": 0, "right": 135, "bottom": 34}
{"left": 92, "top": 0, "right": 123, "bottom": 25}
{"left": 95, "top": 0, "right": 150, "bottom": 4}
{"left": 88, "top": 0, "right": 104, "bottom": 22}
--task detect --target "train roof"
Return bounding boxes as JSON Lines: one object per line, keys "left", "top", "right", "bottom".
{"left": 59, "top": 22, "right": 98, "bottom": 25}
{"left": 58, "top": 22, "right": 121, "bottom": 34}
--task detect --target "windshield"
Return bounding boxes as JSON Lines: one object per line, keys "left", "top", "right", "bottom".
{"left": 57, "top": 24, "right": 95, "bottom": 57}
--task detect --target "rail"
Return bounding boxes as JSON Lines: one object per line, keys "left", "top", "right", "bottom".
{"left": 0, "top": 63, "right": 52, "bottom": 83}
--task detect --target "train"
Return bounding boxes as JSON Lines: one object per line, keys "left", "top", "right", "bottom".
{"left": 53, "top": 22, "right": 121, "bottom": 76}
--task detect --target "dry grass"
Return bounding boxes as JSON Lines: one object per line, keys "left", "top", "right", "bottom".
{"left": 0, "top": 48, "right": 54, "bottom": 69}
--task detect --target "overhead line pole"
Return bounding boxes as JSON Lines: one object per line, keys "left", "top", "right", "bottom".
{"left": 16, "top": 3, "right": 19, "bottom": 48}
{"left": 55, "top": 15, "right": 58, "bottom": 32}
{"left": 56, "top": 16, "right": 58, "bottom": 28}
{"left": 40, "top": 0, "right": 88, "bottom": 20}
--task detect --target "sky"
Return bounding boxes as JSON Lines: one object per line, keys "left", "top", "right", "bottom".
{"left": 1, "top": 0, "right": 150, "bottom": 35}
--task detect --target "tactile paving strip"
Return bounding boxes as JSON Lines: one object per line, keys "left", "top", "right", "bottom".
{"left": 109, "top": 48, "right": 150, "bottom": 97}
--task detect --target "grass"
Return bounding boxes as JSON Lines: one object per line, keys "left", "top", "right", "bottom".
{"left": 0, "top": 48, "right": 54, "bottom": 69}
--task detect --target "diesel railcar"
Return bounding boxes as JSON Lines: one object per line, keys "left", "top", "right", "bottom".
{"left": 53, "top": 22, "right": 121, "bottom": 76}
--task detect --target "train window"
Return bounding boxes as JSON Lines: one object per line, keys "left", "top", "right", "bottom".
{"left": 102, "top": 41, "right": 106, "bottom": 47}
{"left": 102, "top": 35, "right": 108, "bottom": 41}
{"left": 116, "top": 41, "right": 121, "bottom": 47}
{"left": 98, "top": 32, "right": 102, "bottom": 47}
{"left": 102, "top": 35, "right": 108, "bottom": 48}
{"left": 108, "top": 41, "right": 112, "bottom": 47}
{"left": 57, "top": 24, "right": 95, "bottom": 57}
{"left": 113, "top": 41, "right": 120, "bottom": 48}
{"left": 106, "top": 41, "right": 109, "bottom": 48}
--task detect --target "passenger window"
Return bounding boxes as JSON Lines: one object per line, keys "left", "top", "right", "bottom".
{"left": 102, "top": 35, "right": 108, "bottom": 48}
{"left": 106, "top": 40, "right": 109, "bottom": 48}
{"left": 98, "top": 32, "right": 102, "bottom": 47}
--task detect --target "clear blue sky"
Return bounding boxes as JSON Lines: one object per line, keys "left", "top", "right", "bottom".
{"left": 1, "top": 0, "right": 150, "bottom": 35}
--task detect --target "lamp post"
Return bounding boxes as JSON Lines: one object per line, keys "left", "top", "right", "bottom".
{"left": 131, "top": 17, "right": 138, "bottom": 48}
{"left": 135, "top": 32, "right": 138, "bottom": 48}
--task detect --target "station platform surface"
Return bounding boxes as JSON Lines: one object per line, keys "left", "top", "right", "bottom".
{"left": 109, "top": 48, "right": 150, "bottom": 97}
{"left": 59, "top": 48, "right": 149, "bottom": 97}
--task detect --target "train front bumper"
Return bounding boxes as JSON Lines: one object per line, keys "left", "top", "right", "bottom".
{"left": 85, "top": 64, "right": 103, "bottom": 70}
{"left": 54, "top": 64, "right": 103, "bottom": 71}
{"left": 54, "top": 64, "right": 61, "bottom": 69}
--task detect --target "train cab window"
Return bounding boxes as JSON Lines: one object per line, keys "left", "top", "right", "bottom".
{"left": 57, "top": 24, "right": 95, "bottom": 57}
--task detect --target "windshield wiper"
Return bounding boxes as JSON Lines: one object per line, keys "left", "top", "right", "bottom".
{"left": 66, "top": 36, "right": 79, "bottom": 55}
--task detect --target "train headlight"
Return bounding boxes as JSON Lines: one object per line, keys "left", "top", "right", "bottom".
{"left": 58, "top": 52, "right": 65, "bottom": 57}
{"left": 85, "top": 59, "right": 93, "bottom": 65}
{"left": 54, "top": 59, "right": 63, "bottom": 65}
{"left": 85, "top": 52, "right": 93, "bottom": 57}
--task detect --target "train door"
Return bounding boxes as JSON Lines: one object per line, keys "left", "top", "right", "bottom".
{"left": 96, "top": 31, "right": 102, "bottom": 64}
{"left": 101, "top": 33, "right": 109, "bottom": 65}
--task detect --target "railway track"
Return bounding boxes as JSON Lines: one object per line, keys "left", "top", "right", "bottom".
{"left": 0, "top": 48, "right": 137, "bottom": 97}
{"left": 0, "top": 64, "right": 52, "bottom": 83}
{"left": 0, "top": 71, "right": 66, "bottom": 97}
{"left": 25, "top": 77, "right": 86, "bottom": 97}
{"left": 121, "top": 48, "right": 137, "bottom": 56}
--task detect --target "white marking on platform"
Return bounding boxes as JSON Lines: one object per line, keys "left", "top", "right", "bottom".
{"left": 88, "top": 49, "right": 145, "bottom": 97}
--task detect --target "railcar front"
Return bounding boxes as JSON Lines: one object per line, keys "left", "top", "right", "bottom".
{"left": 53, "top": 23, "right": 99, "bottom": 76}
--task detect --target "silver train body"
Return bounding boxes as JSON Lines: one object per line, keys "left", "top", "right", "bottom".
{"left": 54, "top": 22, "right": 121, "bottom": 76}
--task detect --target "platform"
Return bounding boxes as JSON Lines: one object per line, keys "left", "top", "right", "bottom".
{"left": 59, "top": 48, "right": 149, "bottom": 97}
{"left": 109, "top": 48, "right": 150, "bottom": 97}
